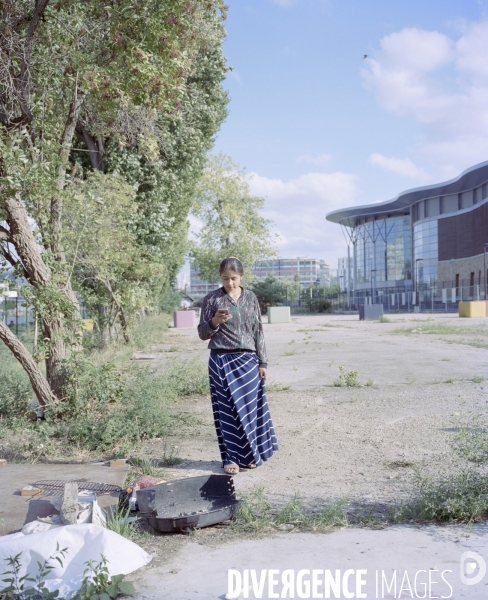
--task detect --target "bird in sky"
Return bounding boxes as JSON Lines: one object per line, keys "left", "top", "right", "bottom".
{"left": 363, "top": 54, "right": 368, "bottom": 59}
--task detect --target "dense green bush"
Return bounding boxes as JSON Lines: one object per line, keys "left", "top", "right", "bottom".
{"left": 165, "top": 357, "right": 209, "bottom": 396}
{"left": 0, "top": 314, "right": 209, "bottom": 457}
{"left": 51, "top": 366, "right": 173, "bottom": 453}
{"left": 159, "top": 288, "right": 185, "bottom": 314}
{"left": 0, "top": 345, "right": 33, "bottom": 423}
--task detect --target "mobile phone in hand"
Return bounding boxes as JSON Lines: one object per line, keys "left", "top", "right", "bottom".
{"left": 217, "top": 309, "right": 229, "bottom": 316}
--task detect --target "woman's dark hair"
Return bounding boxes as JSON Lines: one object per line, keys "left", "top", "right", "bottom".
{"left": 219, "top": 256, "right": 244, "bottom": 275}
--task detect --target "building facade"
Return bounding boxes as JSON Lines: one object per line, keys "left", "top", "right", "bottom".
{"left": 190, "top": 258, "right": 330, "bottom": 298}
{"left": 189, "top": 268, "right": 220, "bottom": 298}
{"left": 326, "top": 161, "right": 488, "bottom": 309}
{"left": 253, "top": 258, "right": 330, "bottom": 288}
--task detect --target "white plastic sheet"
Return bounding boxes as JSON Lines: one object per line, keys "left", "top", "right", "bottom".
{"left": 0, "top": 523, "right": 152, "bottom": 598}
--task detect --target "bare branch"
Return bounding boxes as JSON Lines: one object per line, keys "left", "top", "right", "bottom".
{"left": 75, "top": 122, "right": 104, "bottom": 171}
{"left": 57, "top": 80, "right": 86, "bottom": 189}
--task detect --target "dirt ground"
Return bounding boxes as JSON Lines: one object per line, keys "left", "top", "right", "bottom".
{"left": 132, "top": 313, "right": 488, "bottom": 561}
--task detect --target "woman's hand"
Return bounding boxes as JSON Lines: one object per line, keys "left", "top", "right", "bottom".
{"left": 258, "top": 367, "right": 267, "bottom": 381}
{"left": 211, "top": 310, "right": 232, "bottom": 328}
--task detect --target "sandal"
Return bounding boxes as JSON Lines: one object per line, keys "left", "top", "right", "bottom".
{"left": 241, "top": 463, "right": 257, "bottom": 470}
{"left": 224, "top": 463, "right": 239, "bottom": 475}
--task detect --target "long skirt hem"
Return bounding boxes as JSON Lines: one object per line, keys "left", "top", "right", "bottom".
{"left": 209, "top": 352, "right": 278, "bottom": 468}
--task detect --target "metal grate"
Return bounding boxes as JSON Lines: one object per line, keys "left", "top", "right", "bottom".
{"left": 32, "top": 479, "right": 122, "bottom": 497}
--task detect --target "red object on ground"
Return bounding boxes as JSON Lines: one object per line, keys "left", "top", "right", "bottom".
{"left": 126, "top": 475, "right": 164, "bottom": 494}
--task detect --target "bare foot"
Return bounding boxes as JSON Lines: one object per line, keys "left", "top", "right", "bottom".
{"left": 224, "top": 463, "right": 239, "bottom": 475}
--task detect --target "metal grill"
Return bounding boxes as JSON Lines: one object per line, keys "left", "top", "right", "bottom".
{"left": 32, "top": 479, "right": 122, "bottom": 497}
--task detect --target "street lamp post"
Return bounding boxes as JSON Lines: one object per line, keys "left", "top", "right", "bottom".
{"left": 339, "top": 275, "right": 345, "bottom": 312}
{"left": 370, "top": 269, "right": 377, "bottom": 305}
{"left": 415, "top": 258, "right": 423, "bottom": 309}
{"left": 484, "top": 243, "right": 488, "bottom": 300}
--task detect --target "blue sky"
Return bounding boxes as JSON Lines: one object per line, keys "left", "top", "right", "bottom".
{"left": 192, "top": 0, "right": 488, "bottom": 272}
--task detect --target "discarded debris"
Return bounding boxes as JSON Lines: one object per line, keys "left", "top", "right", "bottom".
{"left": 0, "top": 459, "right": 7, "bottom": 467}
{"left": 136, "top": 474, "right": 241, "bottom": 533}
{"left": 20, "top": 485, "right": 41, "bottom": 496}
{"left": 126, "top": 475, "right": 165, "bottom": 494}
{"left": 109, "top": 458, "right": 128, "bottom": 468}
{"left": 60, "top": 482, "right": 79, "bottom": 525}
{"left": 131, "top": 352, "right": 157, "bottom": 360}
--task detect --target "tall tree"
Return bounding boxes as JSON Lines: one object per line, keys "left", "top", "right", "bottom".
{"left": 189, "top": 153, "right": 278, "bottom": 284}
{"left": 0, "top": 0, "right": 227, "bottom": 405}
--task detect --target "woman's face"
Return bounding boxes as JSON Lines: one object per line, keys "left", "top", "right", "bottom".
{"left": 220, "top": 269, "right": 242, "bottom": 293}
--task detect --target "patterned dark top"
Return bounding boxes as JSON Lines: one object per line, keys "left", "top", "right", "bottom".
{"left": 198, "top": 287, "right": 268, "bottom": 368}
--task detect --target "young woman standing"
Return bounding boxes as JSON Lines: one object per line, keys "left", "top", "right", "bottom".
{"left": 197, "top": 257, "right": 278, "bottom": 475}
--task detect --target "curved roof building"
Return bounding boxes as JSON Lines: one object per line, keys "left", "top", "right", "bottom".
{"left": 325, "top": 161, "right": 488, "bottom": 308}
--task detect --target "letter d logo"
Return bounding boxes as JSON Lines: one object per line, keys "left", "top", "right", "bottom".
{"left": 460, "top": 551, "right": 486, "bottom": 586}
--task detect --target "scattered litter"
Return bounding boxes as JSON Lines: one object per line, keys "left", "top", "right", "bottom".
{"left": 32, "top": 479, "right": 121, "bottom": 497}
{"left": 136, "top": 474, "right": 241, "bottom": 533}
{"left": 120, "top": 475, "right": 165, "bottom": 512}
{"left": 277, "top": 524, "right": 294, "bottom": 531}
{"left": 131, "top": 352, "right": 157, "bottom": 360}
{"left": 109, "top": 458, "right": 127, "bottom": 468}
{"left": 126, "top": 475, "right": 165, "bottom": 494}
{"left": 60, "top": 482, "right": 79, "bottom": 524}
{"left": 0, "top": 524, "right": 152, "bottom": 598}
{"left": 20, "top": 485, "right": 41, "bottom": 496}
{"left": 22, "top": 515, "right": 62, "bottom": 535}
{"left": 0, "top": 459, "right": 7, "bottom": 467}
{"left": 51, "top": 489, "right": 107, "bottom": 527}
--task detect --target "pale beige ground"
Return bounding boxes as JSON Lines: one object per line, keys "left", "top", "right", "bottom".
{"left": 142, "top": 313, "right": 488, "bottom": 509}
{"left": 128, "top": 314, "right": 488, "bottom": 599}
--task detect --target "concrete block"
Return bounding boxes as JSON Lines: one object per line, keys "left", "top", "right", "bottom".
{"left": 173, "top": 310, "right": 197, "bottom": 328}
{"left": 109, "top": 458, "right": 127, "bottom": 467}
{"left": 267, "top": 306, "right": 291, "bottom": 324}
{"left": 60, "top": 482, "right": 79, "bottom": 525}
{"left": 359, "top": 304, "right": 384, "bottom": 320}
{"left": 0, "top": 459, "right": 7, "bottom": 467}
{"left": 20, "top": 485, "right": 41, "bottom": 496}
{"left": 459, "top": 301, "right": 488, "bottom": 318}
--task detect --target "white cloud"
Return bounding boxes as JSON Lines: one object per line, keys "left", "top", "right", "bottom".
{"left": 363, "top": 21, "right": 488, "bottom": 176}
{"left": 248, "top": 170, "right": 359, "bottom": 265}
{"left": 229, "top": 69, "right": 241, "bottom": 84}
{"left": 368, "top": 153, "right": 431, "bottom": 181}
{"left": 296, "top": 153, "right": 332, "bottom": 167}
{"left": 269, "top": 0, "right": 295, "bottom": 6}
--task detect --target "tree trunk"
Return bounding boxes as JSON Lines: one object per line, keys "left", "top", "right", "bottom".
{"left": 0, "top": 322, "right": 55, "bottom": 408}
{"left": 96, "top": 303, "right": 110, "bottom": 349}
{"left": 42, "top": 315, "right": 68, "bottom": 399}
{"left": 118, "top": 308, "right": 132, "bottom": 344}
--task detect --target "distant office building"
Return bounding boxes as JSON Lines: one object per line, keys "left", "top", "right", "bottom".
{"left": 337, "top": 257, "right": 352, "bottom": 291}
{"left": 253, "top": 258, "right": 330, "bottom": 288}
{"left": 190, "top": 267, "right": 220, "bottom": 298}
{"left": 176, "top": 272, "right": 190, "bottom": 291}
{"left": 190, "top": 258, "right": 330, "bottom": 298}
{"left": 326, "top": 160, "right": 488, "bottom": 309}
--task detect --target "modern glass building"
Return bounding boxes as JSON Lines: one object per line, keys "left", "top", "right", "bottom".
{"left": 326, "top": 161, "right": 488, "bottom": 310}
{"left": 253, "top": 258, "right": 330, "bottom": 288}
{"left": 189, "top": 258, "right": 330, "bottom": 298}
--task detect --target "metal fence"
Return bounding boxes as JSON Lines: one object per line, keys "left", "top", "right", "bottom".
{"left": 0, "top": 295, "right": 35, "bottom": 334}
{"left": 283, "top": 278, "right": 487, "bottom": 314}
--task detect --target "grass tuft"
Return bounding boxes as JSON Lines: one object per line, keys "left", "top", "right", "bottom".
{"left": 233, "top": 487, "right": 348, "bottom": 532}
{"left": 391, "top": 469, "right": 488, "bottom": 524}
{"left": 334, "top": 365, "right": 361, "bottom": 387}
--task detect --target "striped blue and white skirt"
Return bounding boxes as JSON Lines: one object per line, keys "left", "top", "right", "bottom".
{"left": 208, "top": 352, "right": 278, "bottom": 467}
